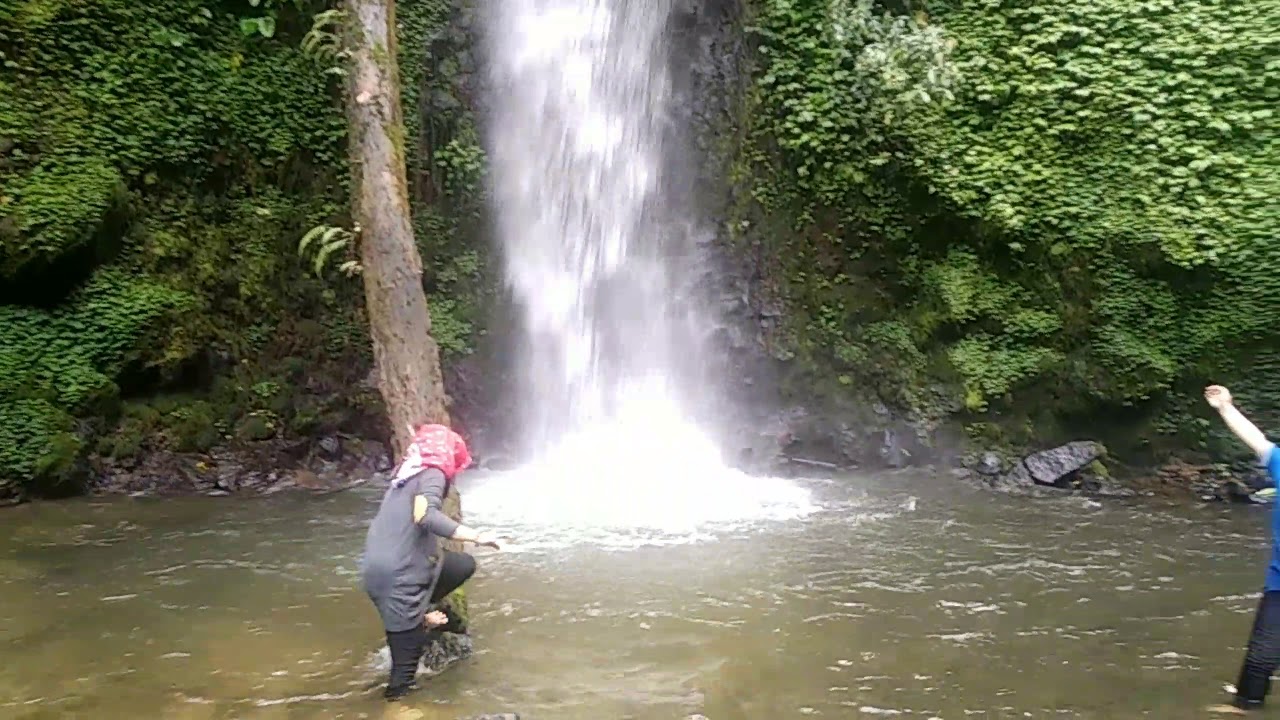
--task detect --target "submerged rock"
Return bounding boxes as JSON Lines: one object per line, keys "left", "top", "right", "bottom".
{"left": 420, "top": 632, "right": 473, "bottom": 675}
{"left": 371, "top": 630, "right": 473, "bottom": 683}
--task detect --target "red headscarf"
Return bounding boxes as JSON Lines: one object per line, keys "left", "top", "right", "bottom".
{"left": 391, "top": 424, "right": 472, "bottom": 487}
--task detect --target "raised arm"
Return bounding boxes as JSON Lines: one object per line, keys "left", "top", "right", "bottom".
{"left": 1206, "top": 385, "right": 1274, "bottom": 460}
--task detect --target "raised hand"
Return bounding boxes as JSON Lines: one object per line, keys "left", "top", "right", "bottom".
{"left": 1205, "top": 385, "right": 1233, "bottom": 410}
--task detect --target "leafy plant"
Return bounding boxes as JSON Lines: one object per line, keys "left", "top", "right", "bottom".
{"left": 238, "top": 0, "right": 306, "bottom": 39}
{"left": 742, "top": 0, "right": 1279, "bottom": 457}
{"left": 301, "top": 8, "right": 348, "bottom": 73}
{"left": 299, "top": 223, "right": 361, "bottom": 277}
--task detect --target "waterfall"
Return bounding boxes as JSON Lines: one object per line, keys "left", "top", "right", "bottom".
{"left": 466, "top": 0, "right": 814, "bottom": 547}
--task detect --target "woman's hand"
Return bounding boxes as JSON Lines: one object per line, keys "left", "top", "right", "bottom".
{"left": 1205, "top": 385, "right": 1233, "bottom": 409}
{"left": 450, "top": 524, "right": 506, "bottom": 548}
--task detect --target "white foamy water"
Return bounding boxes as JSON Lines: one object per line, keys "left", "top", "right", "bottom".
{"left": 480, "top": 0, "right": 813, "bottom": 545}
{"left": 461, "top": 377, "right": 818, "bottom": 549}
{"left": 463, "top": 378, "right": 817, "bottom": 549}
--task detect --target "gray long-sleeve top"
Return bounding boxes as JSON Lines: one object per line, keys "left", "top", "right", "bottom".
{"left": 360, "top": 468, "right": 460, "bottom": 631}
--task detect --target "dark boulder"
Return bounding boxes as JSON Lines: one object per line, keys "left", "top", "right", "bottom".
{"left": 1022, "top": 441, "right": 1105, "bottom": 487}
{"left": 318, "top": 435, "right": 342, "bottom": 459}
{"left": 982, "top": 441, "right": 1113, "bottom": 496}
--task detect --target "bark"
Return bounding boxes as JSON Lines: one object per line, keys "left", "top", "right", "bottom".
{"left": 344, "top": 0, "right": 449, "bottom": 458}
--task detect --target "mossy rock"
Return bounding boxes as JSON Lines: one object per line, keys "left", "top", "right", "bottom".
{"left": 442, "top": 584, "right": 469, "bottom": 624}
{"left": 164, "top": 401, "right": 221, "bottom": 452}
{"left": 234, "top": 412, "right": 279, "bottom": 442}
{"left": 0, "top": 155, "right": 126, "bottom": 279}
{"left": 95, "top": 396, "right": 223, "bottom": 460}
{"left": 0, "top": 399, "right": 87, "bottom": 497}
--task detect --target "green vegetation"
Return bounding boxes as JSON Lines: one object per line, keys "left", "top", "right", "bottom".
{"left": 4, "top": 0, "right": 1272, "bottom": 495}
{"left": 0, "top": 0, "right": 488, "bottom": 497}
{"left": 740, "top": 0, "right": 1280, "bottom": 460}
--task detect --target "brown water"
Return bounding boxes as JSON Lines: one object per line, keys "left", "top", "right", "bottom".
{"left": 1, "top": 471, "right": 1274, "bottom": 719}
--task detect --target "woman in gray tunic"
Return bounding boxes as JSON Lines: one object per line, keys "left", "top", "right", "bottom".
{"left": 361, "top": 426, "right": 501, "bottom": 700}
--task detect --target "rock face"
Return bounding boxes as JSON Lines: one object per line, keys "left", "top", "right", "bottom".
{"left": 83, "top": 435, "right": 391, "bottom": 498}
{"left": 662, "top": 0, "right": 962, "bottom": 474}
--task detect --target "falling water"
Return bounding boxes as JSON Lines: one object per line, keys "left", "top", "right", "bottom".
{"left": 471, "top": 0, "right": 814, "bottom": 547}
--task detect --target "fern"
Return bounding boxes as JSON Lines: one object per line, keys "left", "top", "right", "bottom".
{"left": 301, "top": 9, "right": 348, "bottom": 72}
{"left": 298, "top": 224, "right": 360, "bottom": 277}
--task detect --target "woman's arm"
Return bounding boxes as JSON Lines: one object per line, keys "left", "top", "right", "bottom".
{"left": 1206, "top": 385, "right": 1274, "bottom": 460}
{"left": 412, "top": 471, "right": 501, "bottom": 548}
{"left": 412, "top": 471, "right": 461, "bottom": 538}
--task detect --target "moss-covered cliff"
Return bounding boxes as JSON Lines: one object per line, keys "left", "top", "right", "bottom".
{"left": 726, "top": 0, "right": 1280, "bottom": 468}
{"left": 0, "top": 0, "right": 489, "bottom": 499}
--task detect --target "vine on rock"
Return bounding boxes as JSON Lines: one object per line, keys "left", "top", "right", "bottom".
{"left": 743, "top": 0, "right": 1280, "bottom": 456}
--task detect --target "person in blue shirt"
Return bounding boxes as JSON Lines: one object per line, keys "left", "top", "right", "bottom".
{"left": 1206, "top": 385, "right": 1280, "bottom": 712}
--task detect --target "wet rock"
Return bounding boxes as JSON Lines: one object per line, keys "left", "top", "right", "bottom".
{"left": 293, "top": 469, "right": 326, "bottom": 490}
{"left": 1075, "top": 474, "right": 1136, "bottom": 498}
{"left": 352, "top": 439, "right": 393, "bottom": 473}
{"left": 260, "top": 478, "right": 296, "bottom": 495}
{"left": 990, "top": 462, "right": 1036, "bottom": 491}
{"left": 878, "top": 428, "right": 910, "bottom": 468}
{"left": 972, "top": 441, "right": 1148, "bottom": 499}
{"left": 420, "top": 632, "right": 473, "bottom": 675}
{"left": 1212, "top": 478, "right": 1257, "bottom": 504}
{"left": 318, "top": 435, "right": 342, "bottom": 459}
{"left": 984, "top": 442, "right": 1109, "bottom": 494}
{"left": 1022, "top": 441, "right": 1105, "bottom": 487}
{"left": 975, "top": 452, "right": 1004, "bottom": 476}
{"left": 1129, "top": 458, "right": 1256, "bottom": 502}
{"left": 479, "top": 454, "right": 518, "bottom": 472}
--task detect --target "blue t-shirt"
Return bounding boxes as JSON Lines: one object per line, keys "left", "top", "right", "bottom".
{"left": 1265, "top": 445, "right": 1280, "bottom": 590}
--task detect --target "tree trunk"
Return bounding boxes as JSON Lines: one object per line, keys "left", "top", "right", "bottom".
{"left": 344, "top": 0, "right": 449, "bottom": 458}
{"left": 344, "top": 1, "right": 469, "bottom": 646}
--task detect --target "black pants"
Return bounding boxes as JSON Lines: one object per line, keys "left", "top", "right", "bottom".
{"left": 384, "top": 551, "right": 476, "bottom": 700}
{"left": 1236, "top": 591, "right": 1280, "bottom": 709}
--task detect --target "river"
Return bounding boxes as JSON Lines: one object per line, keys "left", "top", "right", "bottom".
{"left": 0, "top": 471, "right": 1270, "bottom": 719}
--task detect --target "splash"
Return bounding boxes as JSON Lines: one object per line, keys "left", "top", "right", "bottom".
{"left": 477, "top": 0, "right": 814, "bottom": 545}
{"left": 463, "top": 376, "right": 817, "bottom": 549}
